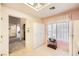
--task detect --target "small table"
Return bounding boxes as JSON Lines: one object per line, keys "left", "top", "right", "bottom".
{"left": 47, "top": 39, "right": 57, "bottom": 50}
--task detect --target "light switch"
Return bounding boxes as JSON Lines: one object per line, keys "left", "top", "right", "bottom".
{"left": 0, "top": 35, "right": 3, "bottom": 42}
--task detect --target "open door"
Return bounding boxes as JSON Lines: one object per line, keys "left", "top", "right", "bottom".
{"left": 9, "top": 16, "right": 25, "bottom": 54}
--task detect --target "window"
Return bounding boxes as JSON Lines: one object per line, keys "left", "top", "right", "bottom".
{"left": 52, "top": 24, "right": 56, "bottom": 39}
{"left": 48, "top": 24, "right": 52, "bottom": 39}
{"left": 48, "top": 22, "right": 69, "bottom": 43}
{"left": 57, "top": 22, "right": 69, "bottom": 43}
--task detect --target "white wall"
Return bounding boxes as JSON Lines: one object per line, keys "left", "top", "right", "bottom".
{"left": 1, "top": 6, "right": 9, "bottom": 55}
{"left": 1, "top": 6, "right": 42, "bottom": 55}
{"left": 0, "top": 4, "right": 2, "bottom": 55}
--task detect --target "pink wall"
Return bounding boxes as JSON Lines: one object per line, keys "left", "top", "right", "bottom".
{"left": 71, "top": 9, "right": 79, "bottom": 20}
{"left": 42, "top": 8, "right": 79, "bottom": 22}
{"left": 42, "top": 8, "right": 79, "bottom": 51}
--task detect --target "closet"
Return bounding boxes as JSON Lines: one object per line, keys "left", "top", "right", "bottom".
{"left": 33, "top": 23, "right": 45, "bottom": 49}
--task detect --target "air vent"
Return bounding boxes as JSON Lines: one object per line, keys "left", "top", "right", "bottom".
{"left": 49, "top": 6, "right": 55, "bottom": 10}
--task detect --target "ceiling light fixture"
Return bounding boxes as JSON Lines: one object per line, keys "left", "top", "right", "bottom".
{"left": 27, "top": 3, "right": 47, "bottom": 9}
{"left": 25, "top": 3, "right": 49, "bottom": 11}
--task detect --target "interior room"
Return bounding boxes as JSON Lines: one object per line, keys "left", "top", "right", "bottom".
{"left": 9, "top": 16, "right": 25, "bottom": 53}
{"left": 0, "top": 3, "right": 79, "bottom": 56}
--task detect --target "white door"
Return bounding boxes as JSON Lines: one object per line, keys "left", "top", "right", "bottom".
{"left": 73, "top": 20, "right": 79, "bottom": 56}
{"left": 33, "top": 23, "right": 45, "bottom": 48}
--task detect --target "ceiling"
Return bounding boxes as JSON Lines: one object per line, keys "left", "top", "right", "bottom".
{"left": 26, "top": 3, "right": 48, "bottom": 10}
{"left": 3, "top": 3, "right": 79, "bottom": 18}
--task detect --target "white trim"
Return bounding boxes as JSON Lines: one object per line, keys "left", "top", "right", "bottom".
{"left": 24, "top": 3, "right": 51, "bottom": 12}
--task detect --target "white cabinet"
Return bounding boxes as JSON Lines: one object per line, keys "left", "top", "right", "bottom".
{"left": 33, "top": 23, "right": 45, "bottom": 49}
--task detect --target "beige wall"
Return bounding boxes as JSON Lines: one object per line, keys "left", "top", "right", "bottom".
{"left": 0, "top": 3, "right": 2, "bottom": 55}
{"left": 1, "top": 6, "right": 42, "bottom": 55}
{"left": 1, "top": 6, "right": 9, "bottom": 56}
{"left": 73, "top": 20, "right": 79, "bottom": 55}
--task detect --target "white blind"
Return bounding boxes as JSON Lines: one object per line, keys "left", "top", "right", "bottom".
{"left": 48, "top": 22, "right": 69, "bottom": 43}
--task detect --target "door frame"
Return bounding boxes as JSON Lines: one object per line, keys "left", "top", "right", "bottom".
{"left": 8, "top": 15, "right": 26, "bottom": 55}
{"left": 71, "top": 20, "right": 79, "bottom": 56}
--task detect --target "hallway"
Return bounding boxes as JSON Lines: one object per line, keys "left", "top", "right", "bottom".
{"left": 0, "top": 3, "right": 79, "bottom": 56}
{"left": 10, "top": 45, "right": 69, "bottom": 56}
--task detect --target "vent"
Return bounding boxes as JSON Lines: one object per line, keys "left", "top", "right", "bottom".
{"left": 49, "top": 6, "right": 55, "bottom": 10}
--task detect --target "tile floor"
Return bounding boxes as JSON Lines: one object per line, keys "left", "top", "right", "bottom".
{"left": 9, "top": 38, "right": 25, "bottom": 53}
{"left": 10, "top": 44, "right": 69, "bottom": 56}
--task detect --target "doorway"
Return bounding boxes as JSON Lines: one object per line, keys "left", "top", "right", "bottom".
{"left": 9, "top": 16, "right": 26, "bottom": 54}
